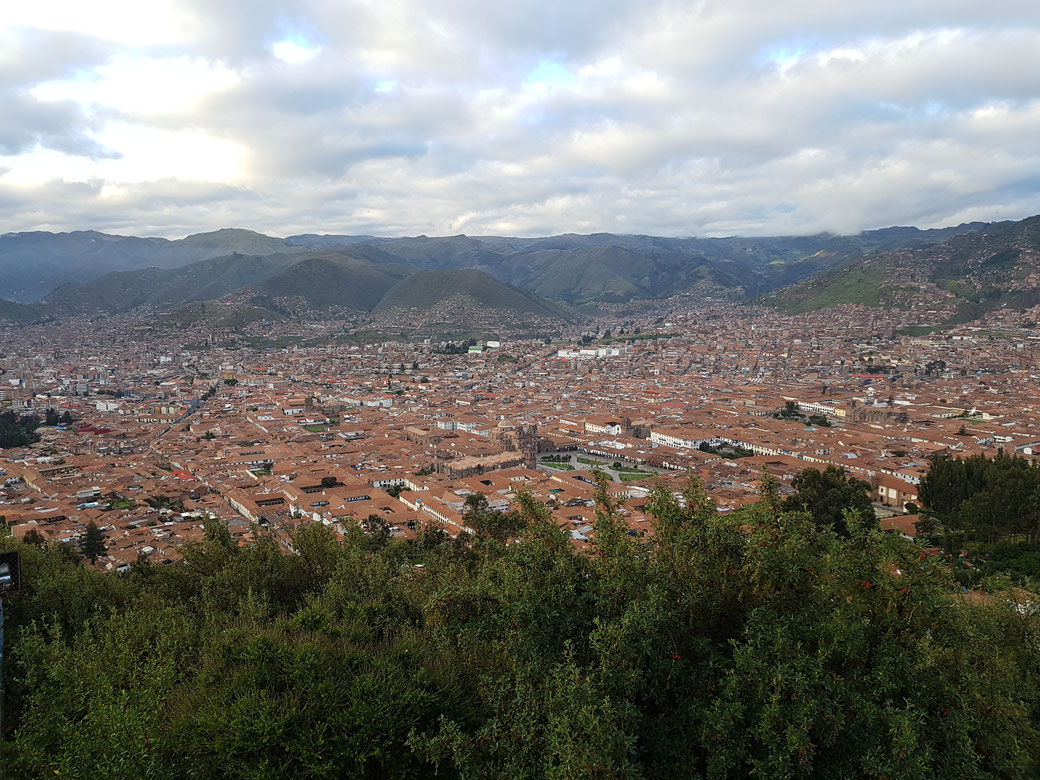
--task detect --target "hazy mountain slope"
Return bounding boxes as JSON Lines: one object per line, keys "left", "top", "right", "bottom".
{"left": 767, "top": 216, "right": 1040, "bottom": 323}
{"left": 41, "top": 250, "right": 407, "bottom": 315}
{"left": 0, "top": 299, "right": 44, "bottom": 324}
{"left": 373, "top": 268, "right": 569, "bottom": 318}
{"left": 287, "top": 222, "right": 990, "bottom": 304}
{"left": 158, "top": 302, "right": 289, "bottom": 329}
{"left": 257, "top": 255, "right": 411, "bottom": 310}
{"left": 0, "top": 217, "right": 1006, "bottom": 314}
{"left": 0, "top": 228, "right": 296, "bottom": 303}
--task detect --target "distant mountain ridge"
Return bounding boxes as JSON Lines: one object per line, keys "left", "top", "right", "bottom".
{"left": 28, "top": 250, "right": 570, "bottom": 323}
{"left": 373, "top": 269, "right": 571, "bottom": 319}
{"left": 0, "top": 217, "right": 1027, "bottom": 325}
{"left": 0, "top": 227, "right": 296, "bottom": 303}
{"left": 767, "top": 216, "right": 1040, "bottom": 327}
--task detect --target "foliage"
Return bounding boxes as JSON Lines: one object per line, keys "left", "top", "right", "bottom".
{"left": 0, "top": 411, "right": 41, "bottom": 449}
{"left": 782, "top": 465, "right": 877, "bottom": 536}
{"left": 144, "top": 495, "right": 185, "bottom": 512}
{"left": 920, "top": 451, "right": 1040, "bottom": 547}
{"left": 773, "top": 267, "right": 884, "bottom": 314}
{"left": 79, "top": 522, "right": 107, "bottom": 563}
{"left": 103, "top": 497, "right": 135, "bottom": 512}
{"left": 699, "top": 441, "right": 755, "bottom": 458}
{"left": 0, "top": 482, "right": 1038, "bottom": 778}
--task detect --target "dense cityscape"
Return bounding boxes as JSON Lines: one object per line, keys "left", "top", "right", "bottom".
{"left": 4, "top": 293, "right": 1039, "bottom": 566}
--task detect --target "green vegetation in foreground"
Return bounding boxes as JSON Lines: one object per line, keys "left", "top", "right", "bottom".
{"left": 2, "top": 476, "right": 1040, "bottom": 777}
{"left": 771, "top": 266, "right": 884, "bottom": 314}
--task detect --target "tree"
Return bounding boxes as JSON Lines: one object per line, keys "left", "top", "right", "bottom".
{"left": 782, "top": 465, "right": 876, "bottom": 536}
{"left": 45, "top": 409, "right": 60, "bottom": 426}
{"left": 60, "top": 410, "right": 73, "bottom": 424}
{"left": 22, "top": 528, "right": 48, "bottom": 546}
{"left": 79, "top": 521, "right": 108, "bottom": 563}
{"left": 0, "top": 411, "right": 41, "bottom": 449}
{"left": 463, "top": 492, "right": 525, "bottom": 543}
{"left": 2, "top": 476, "right": 1039, "bottom": 778}
{"left": 362, "top": 513, "right": 392, "bottom": 548}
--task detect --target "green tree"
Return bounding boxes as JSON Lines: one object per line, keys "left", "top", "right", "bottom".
{"left": 0, "top": 411, "right": 41, "bottom": 449}
{"left": 362, "top": 513, "right": 392, "bottom": 548}
{"left": 462, "top": 492, "right": 525, "bottom": 543}
{"left": 2, "top": 475, "right": 1039, "bottom": 778}
{"left": 22, "top": 528, "right": 47, "bottom": 546}
{"left": 782, "top": 465, "right": 876, "bottom": 536}
{"left": 79, "top": 521, "right": 107, "bottom": 563}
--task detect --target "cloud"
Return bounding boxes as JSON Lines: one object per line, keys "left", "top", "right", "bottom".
{"left": 2, "top": 0, "right": 1040, "bottom": 237}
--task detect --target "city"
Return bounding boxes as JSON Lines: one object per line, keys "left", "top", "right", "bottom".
{"left": 4, "top": 294, "right": 1038, "bottom": 567}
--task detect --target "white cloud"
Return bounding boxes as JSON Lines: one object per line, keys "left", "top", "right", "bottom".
{"left": 0, "top": 124, "right": 247, "bottom": 185}
{"left": 2, "top": 0, "right": 1040, "bottom": 237}
{"left": 31, "top": 55, "right": 240, "bottom": 115}
{"left": 272, "top": 40, "right": 322, "bottom": 64}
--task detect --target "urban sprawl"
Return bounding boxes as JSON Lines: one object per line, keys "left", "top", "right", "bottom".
{"left": 3, "top": 297, "right": 1038, "bottom": 568}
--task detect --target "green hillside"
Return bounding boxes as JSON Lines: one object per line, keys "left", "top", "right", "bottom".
{"left": 157, "top": 302, "right": 288, "bottom": 328}
{"left": 258, "top": 255, "right": 409, "bottom": 310}
{"left": 41, "top": 250, "right": 407, "bottom": 315}
{"left": 766, "top": 215, "right": 1040, "bottom": 322}
{"left": 770, "top": 266, "right": 885, "bottom": 314}
{"left": 374, "top": 268, "right": 571, "bottom": 318}
{"left": 0, "top": 299, "right": 43, "bottom": 323}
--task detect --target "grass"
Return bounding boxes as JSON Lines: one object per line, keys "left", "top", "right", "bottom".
{"left": 576, "top": 457, "right": 606, "bottom": 466}
{"left": 103, "top": 498, "right": 135, "bottom": 511}
{"left": 618, "top": 471, "right": 655, "bottom": 482}
{"left": 895, "top": 325, "right": 942, "bottom": 337}
{"left": 540, "top": 461, "right": 574, "bottom": 471}
{"left": 304, "top": 424, "right": 327, "bottom": 432}
{"left": 774, "top": 267, "right": 884, "bottom": 314}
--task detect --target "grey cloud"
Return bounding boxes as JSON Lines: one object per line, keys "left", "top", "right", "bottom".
{"left": 0, "top": 27, "right": 111, "bottom": 88}
{"left": 0, "top": 93, "right": 116, "bottom": 158}
{"left": 4, "top": 0, "right": 1040, "bottom": 237}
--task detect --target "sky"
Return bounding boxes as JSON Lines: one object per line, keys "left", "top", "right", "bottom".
{"left": 2, "top": 0, "right": 1040, "bottom": 238}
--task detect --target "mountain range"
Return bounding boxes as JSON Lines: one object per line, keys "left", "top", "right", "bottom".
{"left": 768, "top": 215, "right": 1040, "bottom": 329}
{"left": 0, "top": 217, "right": 1033, "bottom": 324}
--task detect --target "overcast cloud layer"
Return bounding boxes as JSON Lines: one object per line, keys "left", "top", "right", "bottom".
{"left": 3, "top": 0, "right": 1040, "bottom": 238}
